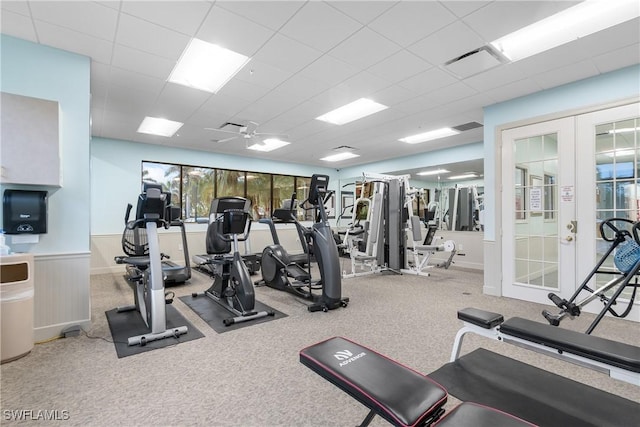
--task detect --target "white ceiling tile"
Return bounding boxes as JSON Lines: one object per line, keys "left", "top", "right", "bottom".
{"left": 440, "top": 1, "right": 492, "bottom": 18}
{"left": 408, "top": 21, "right": 485, "bottom": 66}
{"left": 1, "top": 1, "right": 30, "bottom": 15}
{"left": 29, "top": 1, "right": 118, "bottom": 41}
{"left": 233, "top": 59, "right": 293, "bottom": 92}
{"left": 251, "top": 33, "right": 322, "bottom": 74}
{"left": 367, "top": 50, "right": 431, "bottom": 84}
{"left": 115, "top": 13, "right": 189, "bottom": 59}
{"left": 276, "top": 73, "right": 331, "bottom": 103}
{"left": 105, "top": 85, "right": 156, "bottom": 117}
{"left": 393, "top": 92, "right": 441, "bottom": 115}
{"left": 532, "top": 60, "right": 601, "bottom": 90}
{"left": 196, "top": 5, "right": 275, "bottom": 57}
{"left": 368, "top": 1, "right": 457, "bottom": 47}
{"left": 108, "top": 67, "right": 166, "bottom": 94}
{"left": 279, "top": 2, "right": 362, "bottom": 51}
{"left": 326, "top": 1, "right": 396, "bottom": 25}
{"left": 572, "top": 17, "right": 640, "bottom": 59}
{"left": 95, "top": 2, "right": 122, "bottom": 11}
{"left": 297, "top": 55, "right": 360, "bottom": 86}
{"left": 34, "top": 20, "right": 114, "bottom": 64}
{"left": 313, "top": 71, "right": 391, "bottom": 108}
{"left": 371, "top": 84, "right": 419, "bottom": 107}
{"left": 328, "top": 27, "right": 400, "bottom": 69}
{"left": 512, "top": 41, "right": 594, "bottom": 79}
{"left": 463, "top": 63, "right": 529, "bottom": 92}
{"left": 398, "top": 67, "right": 458, "bottom": 95}
{"left": 484, "top": 78, "right": 544, "bottom": 103}
{"left": 215, "top": 78, "right": 272, "bottom": 104}
{"left": 426, "top": 82, "right": 478, "bottom": 105}
{"left": 462, "top": 0, "right": 577, "bottom": 42}
{"left": 121, "top": 1, "right": 212, "bottom": 36}
{"left": 190, "top": 97, "right": 247, "bottom": 127}
{"left": 152, "top": 84, "right": 212, "bottom": 121}
{"left": 111, "top": 44, "right": 176, "bottom": 79}
{"left": 216, "top": 1, "right": 304, "bottom": 31}
{"left": 592, "top": 44, "right": 640, "bottom": 74}
{"left": 1, "top": 9, "right": 37, "bottom": 43}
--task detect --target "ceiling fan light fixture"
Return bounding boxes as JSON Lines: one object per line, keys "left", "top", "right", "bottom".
{"left": 316, "top": 98, "right": 388, "bottom": 125}
{"left": 400, "top": 127, "right": 459, "bottom": 144}
{"left": 247, "top": 138, "right": 290, "bottom": 152}
{"left": 137, "top": 116, "right": 183, "bottom": 137}
{"left": 168, "top": 38, "right": 250, "bottom": 93}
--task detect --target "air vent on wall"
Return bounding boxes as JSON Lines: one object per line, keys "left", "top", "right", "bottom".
{"left": 452, "top": 122, "right": 483, "bottom": 132}
{"left": 444, "top": 45, "right": 508, "bottom": 79}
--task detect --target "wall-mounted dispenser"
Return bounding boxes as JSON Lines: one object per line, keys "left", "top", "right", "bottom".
{"left": 2, "top": 190, "right": 48, "bottom": 234}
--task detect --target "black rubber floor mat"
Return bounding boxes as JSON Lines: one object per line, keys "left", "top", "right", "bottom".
{"left": 179, "top": 294, "right": 287, "bottom": 333}
{"left": 106, "top": 304, "right": 204, "bottom": 358}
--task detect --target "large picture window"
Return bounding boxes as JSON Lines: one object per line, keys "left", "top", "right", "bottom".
{"left": 142, "top": 161, "right": 311, "bottom": 223}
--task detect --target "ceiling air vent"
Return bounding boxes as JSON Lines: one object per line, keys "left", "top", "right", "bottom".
{"left": 452, "top": 122, "right": 483, "bottom": 132}
{"left": 444, "top": 45, "right": 507, "bottom": 79}
{"left": 333, "top": 145, "right": 357, "bottom": 151}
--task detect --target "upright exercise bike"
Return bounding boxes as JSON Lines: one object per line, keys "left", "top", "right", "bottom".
{"left": 192, "top": 197, "right": 274, "bottom": 326}
{"left": 114, "top": 187, "right": 188, "bottom": 346}
{"left": 258, "top": 174, "right": 349, "bottom": 312}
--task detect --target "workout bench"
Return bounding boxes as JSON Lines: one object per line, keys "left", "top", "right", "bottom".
{"left": 451, "top": 307, "right": 640, "bottom": 386}
{"left": 300, "top": 336, "right": 536, "bottom": 426}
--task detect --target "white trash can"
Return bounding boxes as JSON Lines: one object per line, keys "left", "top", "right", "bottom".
{"left": 1, "top": 253, "right": 34, "bottom": 364}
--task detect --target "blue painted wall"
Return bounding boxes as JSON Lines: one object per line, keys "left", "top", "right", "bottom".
{"left": 483, "top": 65, "right": 640, "bottom": 241}
{"left": 1, "top": 35, "right": 91, "bottom": 254}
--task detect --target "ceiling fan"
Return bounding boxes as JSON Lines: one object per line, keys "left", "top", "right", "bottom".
{"left": 205, "top": 121, "right": 288, "bottom": 143}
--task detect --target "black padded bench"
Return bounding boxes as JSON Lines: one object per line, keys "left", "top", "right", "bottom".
{"left": 300, "top": 336, "right": 536, "bottom": 427}
{"left": 453, "top": 307, "right": 640, "bottom": 385}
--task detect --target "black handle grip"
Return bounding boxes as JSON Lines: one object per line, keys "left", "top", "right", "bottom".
{"left": 548, "top": 292, "right": 566, "bottom": 309}
{"left": 542, "top": 310, "right": 561, "bottom": 326}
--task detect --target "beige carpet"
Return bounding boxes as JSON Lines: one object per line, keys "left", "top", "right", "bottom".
{"left": 1, "top": 267, "right": 638, "bottom": 426}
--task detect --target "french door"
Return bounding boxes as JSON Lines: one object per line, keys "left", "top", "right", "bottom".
{"left": 502, "top": 102, "right": 640, "bottom": 319}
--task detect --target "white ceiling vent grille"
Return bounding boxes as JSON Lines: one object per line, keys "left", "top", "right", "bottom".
{"left": 444, "top": 45, "right": 508, "bottom": 79}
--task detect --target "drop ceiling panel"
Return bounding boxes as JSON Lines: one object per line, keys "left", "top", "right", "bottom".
{"left": 372, "top": 84, "right": 420, "bottom": 108}
{"left": 1, "top": 1, "right": 30, "bottom": 15}
{"left": 368, "top": 1, "right": 457, "bottom": 47}
{"left": 216, "top": 1, "right": 304, "bottom": 31}
{"left": 120, "top": 1, "right": 211, "bottom": 36}
{"left": 0, "top": 10, "right": 37, "bottom": 42}
{"left": 328, "top": 27, "right": 400, "bottom": 69}
{"left": 196, "top": 5, "right": 275, "bottom": 56}
{"left": 251, "top": 33, "right": 322, "bottom": 74}
{"left": 572, "top": 17, "right": 640, "bottom": 58}
{"left": 464, "top": 63, "right": 529, "bottom": 92}
{"left": 29, "top": 1, "right": 118, "bottom": 41}
{"left": 35, "top": 21, "right": 114, "bottom": 64}
{"left": 111, "top": 44, "right": 176, "bottom": 80}
{"left": 116, "top": 13, "right": 189, "bottom": 59}
{"left": 532, "top": 60, "right": 600, "bottom": 90}
{"left": 152, "top": 85, "right": 212, "bottom": 121}
{"left": 409, "top": 21, "right": 486, "bottom": 67}
{"left": 441, "top": 1, "right": 492, "bottom": 19}
{"left": 107, "top": 67, "right": 166, "bottom": 95}
{"left": 484, "top": 78, "right": 543, "bottom": 103}
{"left": 297, "top": 54, "right": 360, "bottom": 86}
{"left": 326, "top": 1, "right": 396, "bottom": 25}
{"left": 398, "top": 67, "right": 458, "bottom": 95}
{"left": 233, "top": 59, "right": 293, "bottom": 92}
{"left": 367, "top": 50, "right": 431, "bottom": 84}
{"left": 278, "top": 1, "right": 361, "bottom": 51}
{"left": 215, "top": 78, "right": 272, "bottom": 104}
{"left": 593, "top": 44, "right": 640, "bottom": 74}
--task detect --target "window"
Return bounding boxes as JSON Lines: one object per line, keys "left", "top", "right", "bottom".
{"left": 141, "top": 161, "right": 311, "bottom": 223}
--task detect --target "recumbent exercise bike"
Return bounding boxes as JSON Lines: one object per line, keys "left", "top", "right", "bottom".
{"left": 192, "top": 197, "right": 274, "bottom": 326}
{"left": 114, "top": 187, "right": 188, "bottom": 346}
{"left": 256, "top": 174, "right": 349, "bottom": 312}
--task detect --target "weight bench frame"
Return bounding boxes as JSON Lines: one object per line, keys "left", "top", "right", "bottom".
{"left": 451, "top": 308, "right": 640, "bottom": 386}
{"left": 300, "top": 336, "right": 536, "bottom": 427}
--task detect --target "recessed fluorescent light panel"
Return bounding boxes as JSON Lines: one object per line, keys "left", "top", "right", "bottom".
{"left": 490, "top": 0, "right": 640, "bottom": 62}
{"left": 417, "top": 169, "right": 450, "bottom": 176}
{"left": 320, "top": 152, "right": 360, "bottom": 162}
{"left": 316, "top": 98, "right": 388, "bottom": 125}
{"left": 400, "top": 127, "right": 459, "bottom": 144}
{"left": 247, "top": 138, "right": 290, "bottom": 152}
{"left": 137, "top": 116, "right": 183, "bottom": 137}
{"left": 168, "top": 38, "right": 250, "bottom": 93}
{"left": 448, "top": 173, "right": 477, "bottom": 180}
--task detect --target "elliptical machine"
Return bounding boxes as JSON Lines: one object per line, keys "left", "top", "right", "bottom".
{"left": 114, "top": 187, "right": 188, "bottom": 346}
{"left": 257, "top": 174, "right": 349, "bottom": 312}
{"left": 192, "top": 197, "right": 274, "bottom": 326}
